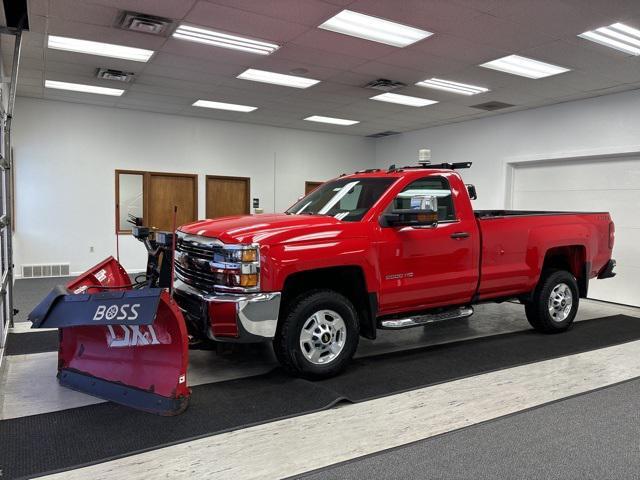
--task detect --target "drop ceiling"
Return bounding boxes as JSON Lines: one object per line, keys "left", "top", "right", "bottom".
{"left": 4, "top": 0, "right": 640, "bottom": 136}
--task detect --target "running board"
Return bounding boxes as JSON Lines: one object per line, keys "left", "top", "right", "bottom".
{"left": 379, "top": 306, "right": 474, "bottom": 329}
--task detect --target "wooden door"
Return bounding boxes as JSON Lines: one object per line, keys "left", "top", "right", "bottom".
{"left": 206, "top": 175, "right": 250, "bottom": 218}
{"left": 146, "top": 173, "right": 198, "bottom": 231}
{"left": 305, "top": 181, "right": 323, "bottom": 195}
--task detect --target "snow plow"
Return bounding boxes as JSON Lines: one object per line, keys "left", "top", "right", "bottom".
{"left": 28, "top": 220, "right": 191, "bottom": 415}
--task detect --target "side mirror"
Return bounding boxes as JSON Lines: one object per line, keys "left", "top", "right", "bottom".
{"left": 466, "top": 184, "right": 477, "bottom": 200}
{"left": 380, "top": 194, "right": 439, "bottom": 228}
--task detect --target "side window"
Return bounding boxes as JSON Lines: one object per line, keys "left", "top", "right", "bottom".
{"left": 392, "top": 176, "right": 456, "bottom": 221}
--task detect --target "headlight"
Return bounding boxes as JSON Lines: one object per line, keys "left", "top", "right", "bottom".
{"left": 213, "top": 244, "right": 260, "bottom": 290}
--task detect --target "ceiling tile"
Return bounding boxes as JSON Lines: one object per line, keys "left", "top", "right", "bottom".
{"left": 115, "top": 103, "right": 187, "bottom": 116}
{"left": 128, "top": 81, "right": 213, "bottom": 100}
{"left": 445, "top": 12, "right": 558, "bottom": 50}
{"left": 274, "top": 44, "right": 367, "bottom": 71}
{"left": 49, "top": 0, "right": 118, "bottom": 27}
{"left": 184, "top": 1, "right": 309, "bottom": 43}
{"left": 291, "top": 28, "right": 396, "bottom": 60}
{"left": 489, "top": 0, "right": 618, "bottom": 37}
{"left": 541, "top": 70, "right": 622, "bottom": 93}
{"left": 202, "top": 0, "right": 341, "bottom": 26}
{"left": 449, "top": 0, "right": 508, "bottom": 14}
{"left": 348, "top": 0, "right": 483, "bottom": 33}
{"left": 409, "top": 33, "right": 510, "bottom": 64}
{"left": 28, "top": 0, "right": 50, "bottom": 17}
{"left": 375, "top": 49, "right": 466, "bottom": 76}
{"left": 119, "top": 91, "right": 190, "bottom": 106}
{"left": 84, "top": 0, "right": 198, "bottom": 19}
{"left": 18, "top": 68, "right": 45, "bottom": 81}
{"left": 350, "top": 61, "right": 429, "bottom": 85}
{"left": 26, "top": 14, "right": 48, "bottom": 33}
{"left": 17, "top": 84, "right": 45, "bottom": 97}
{"left": 18, "top": 76, "right": 44, "bottom": 87}
{"left": 149, "top": 52, "right": 243, "bottom": 77}
{"left": 561, "top": 0, "right": 640, "bottom": 21}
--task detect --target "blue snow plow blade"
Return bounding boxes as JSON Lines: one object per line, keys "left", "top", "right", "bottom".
{"left": 29, "top": 286, "right": 163, "bottom": 328}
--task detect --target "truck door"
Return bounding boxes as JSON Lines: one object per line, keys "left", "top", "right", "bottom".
{"left": 376, "top": 174, "right": 479, "bottom": 313}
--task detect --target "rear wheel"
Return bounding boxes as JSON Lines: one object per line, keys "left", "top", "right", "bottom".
{"left": 273, "top": 289, "right": 359, "bottom": 379}
{"left": 525, "top": 270, "right": 579, "bottom": 333}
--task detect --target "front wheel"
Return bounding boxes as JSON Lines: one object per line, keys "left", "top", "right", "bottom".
{"left": 525, "top": 270, "right": 579, "bottom": 333}
{"left": 273, "top": 289, "right": 359, "bottom": 379}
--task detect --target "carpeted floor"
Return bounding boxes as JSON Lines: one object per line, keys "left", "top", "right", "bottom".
{"left": 296, "top": 376, "right": 640, "bottom": 480}
{"left": 13, "top": 277, "right": 67, "bottom": 322}
{"left": 1, "top": 315, "right": 639, "bottom": 479}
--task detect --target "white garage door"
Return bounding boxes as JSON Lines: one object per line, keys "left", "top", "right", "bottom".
{"left": 512, "top": 156, "right": 640, "bottom": 307}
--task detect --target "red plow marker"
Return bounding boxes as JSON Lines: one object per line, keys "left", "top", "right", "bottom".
{"left": 29, "top": 256, "right": 191, "bottom": 415}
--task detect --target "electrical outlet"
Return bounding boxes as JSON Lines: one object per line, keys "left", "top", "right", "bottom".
{"left": 89, "top": 246, "right": 94, "bottom": 253}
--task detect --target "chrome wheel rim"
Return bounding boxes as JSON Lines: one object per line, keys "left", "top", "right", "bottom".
{"left": 548, "top": 283, "right": 573, "bottom": 322}
{"left": 299, "top": 309, "right": 347, "bottom": 365}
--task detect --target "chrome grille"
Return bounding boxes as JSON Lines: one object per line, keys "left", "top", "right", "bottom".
{"left": 177, "top": 242, "right": 216, "bottom": 260}
{"left": 174, "top": 232, "right": 260, "bottom": 293}
{"left": 175, "top": 233, "right": 223, "bottom": 292}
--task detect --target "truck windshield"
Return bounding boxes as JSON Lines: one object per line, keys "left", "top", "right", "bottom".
{"left": 286, "top": 177, "right": 395, "bottom": 221}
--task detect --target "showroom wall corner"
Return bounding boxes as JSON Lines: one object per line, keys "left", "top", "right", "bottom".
{"left": 12, "top": 98, "right": 375, "bottom": 275}
{"left": 373, "top": 88, "right": 640, "bottom": 210}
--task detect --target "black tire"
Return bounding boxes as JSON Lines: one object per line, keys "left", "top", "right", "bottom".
{"left": 525, "top": 270, "right": 579, "bottom": 333}
{"left": 273, "top": 289, "right": 359, "bottom": 379}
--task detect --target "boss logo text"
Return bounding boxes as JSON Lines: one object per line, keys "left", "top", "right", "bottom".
{"left": 93, "top": 303, "right": 140, "bottom": 321}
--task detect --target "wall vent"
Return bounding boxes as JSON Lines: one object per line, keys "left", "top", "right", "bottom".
{"left": 117, "top": 11, "right": 173, "bottom": 36}
{"left": 367, "top": 131, "right": 401, "bottom": 138}
{"left": 22, "top": 263, "right": 70, "bottom": 279}
{"left": 364, "top": 79, "right": 407, "bottom": 92}
{"left": 471, "top": 101, "right": 515, "bottom": 111}
{"left": 96, "top": 68, "right": 135, "bottom": 83}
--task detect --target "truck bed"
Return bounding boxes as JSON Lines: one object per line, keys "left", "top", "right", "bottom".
{"left": 473, "top": 209, "right": 612, "bottom": 301}
{"left": 474, "top": 210, "right": 608, "bottom": 219}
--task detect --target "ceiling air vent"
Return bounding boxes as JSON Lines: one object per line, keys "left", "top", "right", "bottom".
{"left": 367, "top": 131, "right": 401, "bottom": 138}
{"left": 364, "top": 79, "right": 407, "bottom": 92}
{"left": 117, "top": 11, "right": 173, "bottom": 36}
{"left": 471, "top": 101, "right": 515, "bottom": 111}
{"left": 96, "top": 68, "right": 135, "bottom": 82}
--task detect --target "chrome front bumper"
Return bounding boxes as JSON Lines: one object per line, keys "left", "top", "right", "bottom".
{"left": 173, "top": 279, "right": 281, "bottom": 341}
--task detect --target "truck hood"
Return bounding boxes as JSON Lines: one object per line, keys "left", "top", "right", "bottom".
{"left": 179, "top": 214, "right": 350, "bottom": 245}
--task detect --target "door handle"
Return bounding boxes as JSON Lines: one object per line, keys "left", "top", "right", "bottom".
{"left": 450, "top": 232, "right": 470, "bottom": 239}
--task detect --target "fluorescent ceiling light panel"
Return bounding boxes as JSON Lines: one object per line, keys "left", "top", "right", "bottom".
{"left": 578, "top": 23, "right": 640, "bottom": 55}
{"left": 47, "top": 35, "right": 154, "bottom": 62}
{"left": 193, "top": 100, "right": 257, "bottom": 112}
{"left": 237, "top": 68, "right": 320, "bottom": 88}
{"left": 370, "top": 92, "right": 438, "bottom": 107}
{"left": 173, "top": 24, "right": 279, "bottom": 55}
{"left": 480, "top": 55, "right": 570, "bottom": 79}
{"left": 304, "top": 115, "right": 359, "bottom": 126}
{"left": 318, "top": 9, "right": 432, "bottom": 47}
{"left": 416, "top": 78, "right": 489, "bottom": 95}
{"left": 45, "top": 80, "right": 124, "bottom": 96}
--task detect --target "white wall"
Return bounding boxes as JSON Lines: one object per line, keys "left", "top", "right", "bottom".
{"left": 15, "top": 87, "right": 640, "bottom": 278}
{"left": 374, "top": 88, "right": 640, "bottom": 211}
{"left": 13, "top": 98, "right": 374, "bottom": 275}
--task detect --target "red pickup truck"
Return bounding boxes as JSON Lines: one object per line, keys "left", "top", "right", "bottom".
{"left": 173, "top": 163, "right": 616, "bottom": 379}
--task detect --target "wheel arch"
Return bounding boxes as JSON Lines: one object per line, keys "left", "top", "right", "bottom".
{"left": 279, "top": 266, "right": 378, "bottom": 339}
{"left": 541, "top": 245, "right": 589, "bottom": 297}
